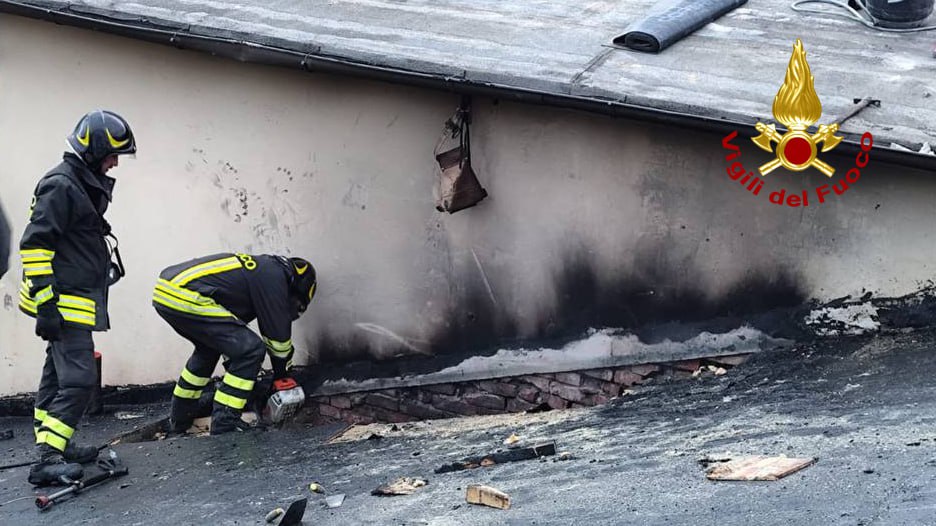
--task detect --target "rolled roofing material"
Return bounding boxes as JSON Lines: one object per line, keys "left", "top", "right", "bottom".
{"left": 613, "top": 0, "right": 748, "bottom": 53}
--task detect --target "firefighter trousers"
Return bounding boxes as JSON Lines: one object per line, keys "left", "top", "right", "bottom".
{"left": 157, "top": 310, "right": 264, "bottom": 417}
{"left": 33, "top": 328, "right": 96, "bottom": 453}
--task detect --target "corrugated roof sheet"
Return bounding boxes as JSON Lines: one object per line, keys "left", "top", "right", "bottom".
{"left": 5, "top": 0, "right": 936, "bottom": 151}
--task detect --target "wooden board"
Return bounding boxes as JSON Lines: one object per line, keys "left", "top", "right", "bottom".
{"left": 706, "top": 456, "right": 817, "bottom": 481}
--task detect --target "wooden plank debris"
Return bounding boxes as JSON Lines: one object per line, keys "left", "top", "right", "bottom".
{"left": 706, "top": 456, "right": 817, "bottom": 481}
{"left": 372, "top": 477, "right": 428, "bottom": 496}
{"left": 466, "top": 484, "right": 510, "bottom": 510}
{"left": 435, "top": 441, "right": 556, "bottom": 474}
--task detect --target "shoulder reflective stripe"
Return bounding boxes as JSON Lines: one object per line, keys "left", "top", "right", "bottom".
{"left": 36, "top": 431, "right": 67, "bottom": 452}
{"left": 59, "top": 295, "right": 96, "bottom": 314}
{"left": 42, "top": 415, "right": 75, "bottom": 439}
{"left": 20, "top": 248, "right": 54, "bottom": 259}
{"left": 222, "top": 373, "right": 255, "bottom": 392}
{"left": 59, "top": 308, "right": 95, "bottom": 326}
{"left": 173, "top": 385, "right": 202, "bottom": 400}
{"left": 34, "top": 408, "right": 48, "bottom": 422}
{"left": 170, "top": 257, "right": 242, "bottom": 286}
{"left": 180, "top": 368, "right": 210, "bottom": 388}
{"left": 153, "top": 291, "right": 235, "bottom": 318}
{"left": 214, "top": 390, "right": 247, "bottom": 410}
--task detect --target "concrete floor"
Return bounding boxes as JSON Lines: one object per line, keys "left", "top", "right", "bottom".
{"left": 3, "top": 328, "right": 936, "bottom": 525}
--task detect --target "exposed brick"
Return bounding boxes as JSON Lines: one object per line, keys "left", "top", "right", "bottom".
{"left": 672, "top": 359, "right": 701, "bottom": 372}
{"left": 464, "top": 392, "right": 506, "bottom": 410}
{"left": 581, "top": 369, "right": 614, "bottom": 382}
{"left": 346, "top": 413, "right": 375, "bottom": 425}
{"left": 613, "top": 370, "right": 644, "bottom": 386}
{"left": 365, "top": 393, "right": 400, "bottom": 412}
{"left": 591, "top": 394, "right": 611, "bottom": 406}
{"left": 318, "top": 403, "right": 342, "bottom": 418}
{"left": 349, "top": 393, "right": 368, "bottom": 405}
{"left": 399, "top": 401, "right": 454, "bottom": 420}
{"left": 431, "top": 394, "right": 479, "bottom": 416}
{"left": 523, "top": 375, "right": 552, "bottom": 391}
{"left": 580, "top": 377, "right": 604, "bottom": 395}
{"left": 423, "top": 384, "right": 457, "bottom": 395}
{"left": 706, "top": 354, "right": 749, "bottom": 367}
{"left": 601, "top": 381, "right": 621, "bottom": 397}
{"left": 629, "top": 364, "right": 661, "bottom": 377}
{"left": 553, "top": 372, "right": 582, "bottom": 386}
{"left": 518, "top": 387, "right": 543, "bottom": 403}
{"left": 478, "top": 380, "right": 519, "bottom": 398}
{"left": 506, "top": 398, "right": 539, "bottom": 412}
{"left": 546, "top": 395, "right": 569, "bottom": 410}
{"left": 547, "top": 381, "right": 585, "bottom": 402}
{"left": 329, "top": 395, "right": 352, "bottom": 409}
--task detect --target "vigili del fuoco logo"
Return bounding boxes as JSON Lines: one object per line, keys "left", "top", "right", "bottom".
{"left": 721, "top": 39, "right": 873, "bottom": 207}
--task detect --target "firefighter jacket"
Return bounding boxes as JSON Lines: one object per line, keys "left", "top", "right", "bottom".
{"left": 19, "top": 154, "right": 116, "bottom": 331}
{"left": 152, "top": 253, "right": 297, "bottom": 364}
{"left": 0, "top": 199, "right": 9, "bottom": 279}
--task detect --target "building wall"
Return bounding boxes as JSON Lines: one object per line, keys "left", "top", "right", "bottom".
{"left": 0, "top": 15, "right": 933, "bottom": 395}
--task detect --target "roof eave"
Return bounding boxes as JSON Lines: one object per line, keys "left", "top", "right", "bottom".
{"left": 1, "top": 0, "right": 933, "bottom": 172}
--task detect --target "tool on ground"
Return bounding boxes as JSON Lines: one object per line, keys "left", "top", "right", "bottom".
{"left": 278, "top": 497, "right": 307, "bottom": 526}
{"left": 35, "top": 450, "right": 128, "bottom": 511}
{"left": 263, "top": 378, "right": 305, "bottom": 424}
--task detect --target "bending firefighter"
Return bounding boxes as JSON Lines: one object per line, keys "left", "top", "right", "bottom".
{"left": 152, "top": 253, "right": 316, "bottom": 435}
{"left": 20, "top": 111, "right": 136, "bottom": 486}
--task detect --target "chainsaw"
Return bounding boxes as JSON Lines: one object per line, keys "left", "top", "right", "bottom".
{"left": 262, "top": 377, "right": 306, "bottom": 425}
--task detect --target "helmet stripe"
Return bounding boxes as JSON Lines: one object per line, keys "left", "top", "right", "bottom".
{"left": 106, "top": 129, "right": 129, "bottom": 149}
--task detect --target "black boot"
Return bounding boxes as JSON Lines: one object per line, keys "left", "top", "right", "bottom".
{"left": 63, "top": 443, "right": 99, "bottom": 464}
{"left": 28, "top": 445, "right": 84, "bottom": 487}
{"left": 168, "top": 397, "right": 200, "bottom": 434}
{"left": 209, "top": 404, "right": 253, "bottom": 435}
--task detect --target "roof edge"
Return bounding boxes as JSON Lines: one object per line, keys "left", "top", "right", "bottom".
{"left": 1, "top": 0, "right": 933, "bottom": 172}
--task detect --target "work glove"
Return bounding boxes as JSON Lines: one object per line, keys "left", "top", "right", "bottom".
{"left": 35, "top": 303, "right": 64, "bottom": 341}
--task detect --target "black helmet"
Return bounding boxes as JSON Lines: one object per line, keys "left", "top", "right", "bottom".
{"left": 285, "top": 257, "right": 316, "bottom": 315}
{"left": 67, "top": 110, "right": 136, "bottom": 170}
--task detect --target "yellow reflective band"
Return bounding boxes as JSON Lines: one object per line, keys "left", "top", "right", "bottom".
{"left": 24, "top": 266, "right": 53, "bottom": 277}
{"left": 286, "top": 360, "right": 294, "bottom": 370}
{"left": 173, "top": 385, "right": 202, "bottom": 400}
{"left": 59, "top": 295, "right": 95, "bottom": 314}
{"left": 42, "top": 416, "right": 75, "bottom": 439}
{"left": 36, "top": 431, "right": 68, "bottom": 452}
{"left": 222, "top": 373, "right": 255, "bottom": 392}
{"left": 19, "top": 296, "right": 37, "bottom": 314}
{"left": 20, "top": 248, "right": 54, "bottom": 259}
{"left": 156, "top": 279, "right": 207, "bottom": 303}
{"left": 59, "top": 308, "right": 95, "bottom": 326}
{"left": 214, "top": 390, "right": 247, "bottom": 410}
{"left": 34, "top": 408, "right": 48, "bottom": 422}
{"left": 180, "top": 368, "right": 210, "bottom": 388}
{"left": 170, "top": 257, "right": 242, "bottom": 286}
{"left": 263, "top": 337, "right": 292, "bottom": 353}
{"left": 33, "top": 286, "right": 54, "bottom": 306}
{"left": 308, "top": 282, "right": 316, "bottom": 301}
{"left": 153, "top": 290, "right": 234, "bottom": 318}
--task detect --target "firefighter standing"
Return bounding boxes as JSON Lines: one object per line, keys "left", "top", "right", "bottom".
{"left": 20, "top": 110, "right": 136, "bottom": 486}
{"left": 152, "top": 253, "right": 316, "bottom": 435}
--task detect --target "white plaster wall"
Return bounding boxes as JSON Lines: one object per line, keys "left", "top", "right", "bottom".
{"left": 1, "top": 15, "right": 934, "bottom": 395}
